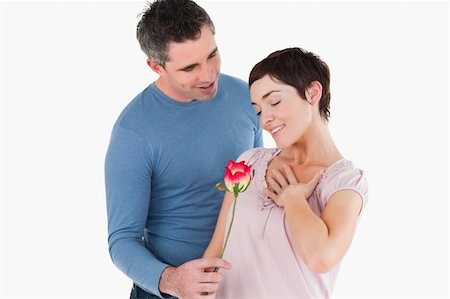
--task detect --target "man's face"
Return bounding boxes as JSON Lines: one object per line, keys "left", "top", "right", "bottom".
{"left": 155, "top": 26, "right": 221, "bottom": 102}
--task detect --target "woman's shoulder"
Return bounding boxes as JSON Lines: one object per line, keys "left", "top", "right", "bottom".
{"left": 315, "top": 159, "right": 369, "bottom": 207}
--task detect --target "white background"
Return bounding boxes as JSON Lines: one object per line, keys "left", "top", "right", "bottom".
{"left": 1, "top": 1, "right": 448, "bottom": 298}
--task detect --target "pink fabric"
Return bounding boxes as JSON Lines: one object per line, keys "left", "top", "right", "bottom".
{"left": 216, "top": 148, "right": 368, "bottom": 299}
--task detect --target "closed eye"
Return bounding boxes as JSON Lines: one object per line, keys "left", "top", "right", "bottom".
{"left": 271, "top": 100, "right": 281, "bottom": 106}
{"left": 251, "top": 103, "right": 261, "bottom": 116}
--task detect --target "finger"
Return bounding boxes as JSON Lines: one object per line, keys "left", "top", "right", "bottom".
{"left": 200, "top": 272, "right": 223, "bottom": 284}
{"left": 267, "top": 176, "right": 281, "bottom": 194}
{"left": 200, "top": 291, "right": 217, "bottom": 298}
{"left": 271, "top": 169, "right": 288, "bottom": 187}
{"left": 307, "top": 170, "right": 324, "bottom": 188}
{"left": 197, "top": 257, "right": 232, "bottom": 270}
{"left": 283, "top": 165, "right": 298, "bottom": 184}
{"left": 264, "top": 187, "right": 278, "bottom": 201}
{"left": 197, "top": 282, "right": 219, "bottom": 293}
{"left": 204, "top": 267, "right": 216, "bottom": 273}
{"left": 264, "top": 187, "right": 284, "bottom": 206}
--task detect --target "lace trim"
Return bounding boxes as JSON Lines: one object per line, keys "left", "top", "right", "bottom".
{"left": 252, "top": 148, "right": 281, "bottom": 210}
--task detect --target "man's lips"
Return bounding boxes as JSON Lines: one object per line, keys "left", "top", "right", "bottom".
{"left": 197, "top": 82, "right": 214, "bottom": 89}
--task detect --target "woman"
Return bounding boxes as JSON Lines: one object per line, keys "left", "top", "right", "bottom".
{"left": 204, "top": 47, "right": 368, "bottom": 299}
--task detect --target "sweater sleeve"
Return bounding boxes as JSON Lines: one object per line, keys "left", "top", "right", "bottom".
{"left": 254, "top": 120, "right": 263, "bottom": 148}
{"left": 105, "top": 125, "right": 169, "bottom": 298}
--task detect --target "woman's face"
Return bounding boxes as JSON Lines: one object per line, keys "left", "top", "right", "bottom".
{"left": 250, "top": 75, "right": 313, "bottom": 149}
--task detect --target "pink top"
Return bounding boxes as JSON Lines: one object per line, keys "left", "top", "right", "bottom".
{"left": 217, "top": 148, "right": 369, "bottom": 299}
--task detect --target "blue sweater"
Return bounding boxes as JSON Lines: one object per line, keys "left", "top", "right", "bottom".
{"left": 105, "top": 74, "right": 262, "bottom": 297}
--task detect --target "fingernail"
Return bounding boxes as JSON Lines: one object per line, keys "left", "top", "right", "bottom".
{"left": 224, "top": 260, "right": 232, "bottom": 268}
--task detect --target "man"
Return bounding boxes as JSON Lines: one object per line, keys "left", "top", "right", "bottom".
{"left": 105, "top": 0, "right": 262, "bottom": 298}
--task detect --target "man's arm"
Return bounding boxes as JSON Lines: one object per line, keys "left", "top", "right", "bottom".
{"left": 105, "top": 125, "right": 170, "bottom": 296}
{"left": 158, "top": 188, "right": 234, "bottom": 298}
{"left": 106, "top": 125, "right": 231, "bottom": 298}
{"left": 253, "top": 114, "right": 264, "bottom": 148}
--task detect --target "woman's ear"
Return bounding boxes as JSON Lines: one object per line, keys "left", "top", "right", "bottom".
{"left": 305, "top": 81, "right": 323, "bottom": 105}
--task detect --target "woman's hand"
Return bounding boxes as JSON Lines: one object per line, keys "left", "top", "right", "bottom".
{"left": 265, "top": 165, "right": 323, "bottom": 207}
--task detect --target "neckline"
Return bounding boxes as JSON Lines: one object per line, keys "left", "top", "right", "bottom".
{"left": 149, "top": 83, "right": 202, "bottom": 107}
{"left": 149, "top": 82, "right": 220, "bottom": 108}
{"left": 263, "top": 148, "right": 348, "bottom": 184}
{"left": 258, "top": 148, "right": 350, "bottom": 210}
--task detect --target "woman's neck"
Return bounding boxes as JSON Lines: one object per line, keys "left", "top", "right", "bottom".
{"left": 279, "top": 119, "right": 342, "bottom": 167}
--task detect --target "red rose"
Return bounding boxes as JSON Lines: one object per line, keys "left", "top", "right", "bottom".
{"left": 223, "top": 160, "right": 252, "bottom": 193}
{"left": 215, "top": 160, "right": 254, "bottom": 265}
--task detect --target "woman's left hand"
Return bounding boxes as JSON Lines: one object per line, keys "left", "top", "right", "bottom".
{"left": 265, "top": 165, "right": 323, "bottom": 207}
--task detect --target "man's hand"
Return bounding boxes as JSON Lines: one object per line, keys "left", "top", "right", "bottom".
{"left": 159, "top": 257, "right": 231, "bottom": 299}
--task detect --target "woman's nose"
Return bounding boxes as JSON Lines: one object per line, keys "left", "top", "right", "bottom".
{"left": 260, "top": 111, "right": 274, "bottom": 128}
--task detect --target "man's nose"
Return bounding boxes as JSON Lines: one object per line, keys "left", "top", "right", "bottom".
{"left": 198, "top": 63, "right": 214, "bottom": 82}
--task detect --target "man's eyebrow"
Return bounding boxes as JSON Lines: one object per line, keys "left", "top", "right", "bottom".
{"left": 177, "top": 47, "right": 219, "bottom": 72}
{"left": 208, "top": 47, "right": 218, "bottom": 58}
{"left": 177, "top": 62, "right": 198, "bottom": 72}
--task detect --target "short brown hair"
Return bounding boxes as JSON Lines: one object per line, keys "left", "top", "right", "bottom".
{"left": 249, "top": 47, "right": 331, "bottom": 121}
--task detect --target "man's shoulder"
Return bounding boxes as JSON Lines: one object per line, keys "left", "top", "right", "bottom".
{"left": 219, "top": 73, "right": 247, "bottom": 89}
{"left": 114, "top": 84, "right": 155, "bottom": 130}
{"left": 217, "top": 73, "right": 250, "bottom": 103}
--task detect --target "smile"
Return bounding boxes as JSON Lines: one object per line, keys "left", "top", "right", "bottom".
{"left": 271, "top": 125, "right": 285, "bottom": 135}
{"left": 197, "top": 82, "right": 214, "bottom": 89}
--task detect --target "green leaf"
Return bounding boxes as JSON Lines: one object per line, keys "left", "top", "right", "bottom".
{"left": 233, "top": 184, "right": 240, "bottom": 194}
{"left": 215, "top": 182, "right": 226, "bottom": 191}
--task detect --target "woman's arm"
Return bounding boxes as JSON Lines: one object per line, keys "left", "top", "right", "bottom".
{"left": 284, "top": 188, "right": 362, "bottom": 273}
{"left": 203, "top": 191, "right": 235, "bottom": 258}
{"left": 267, "top": 166, "right": 363, "bottom": 273}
